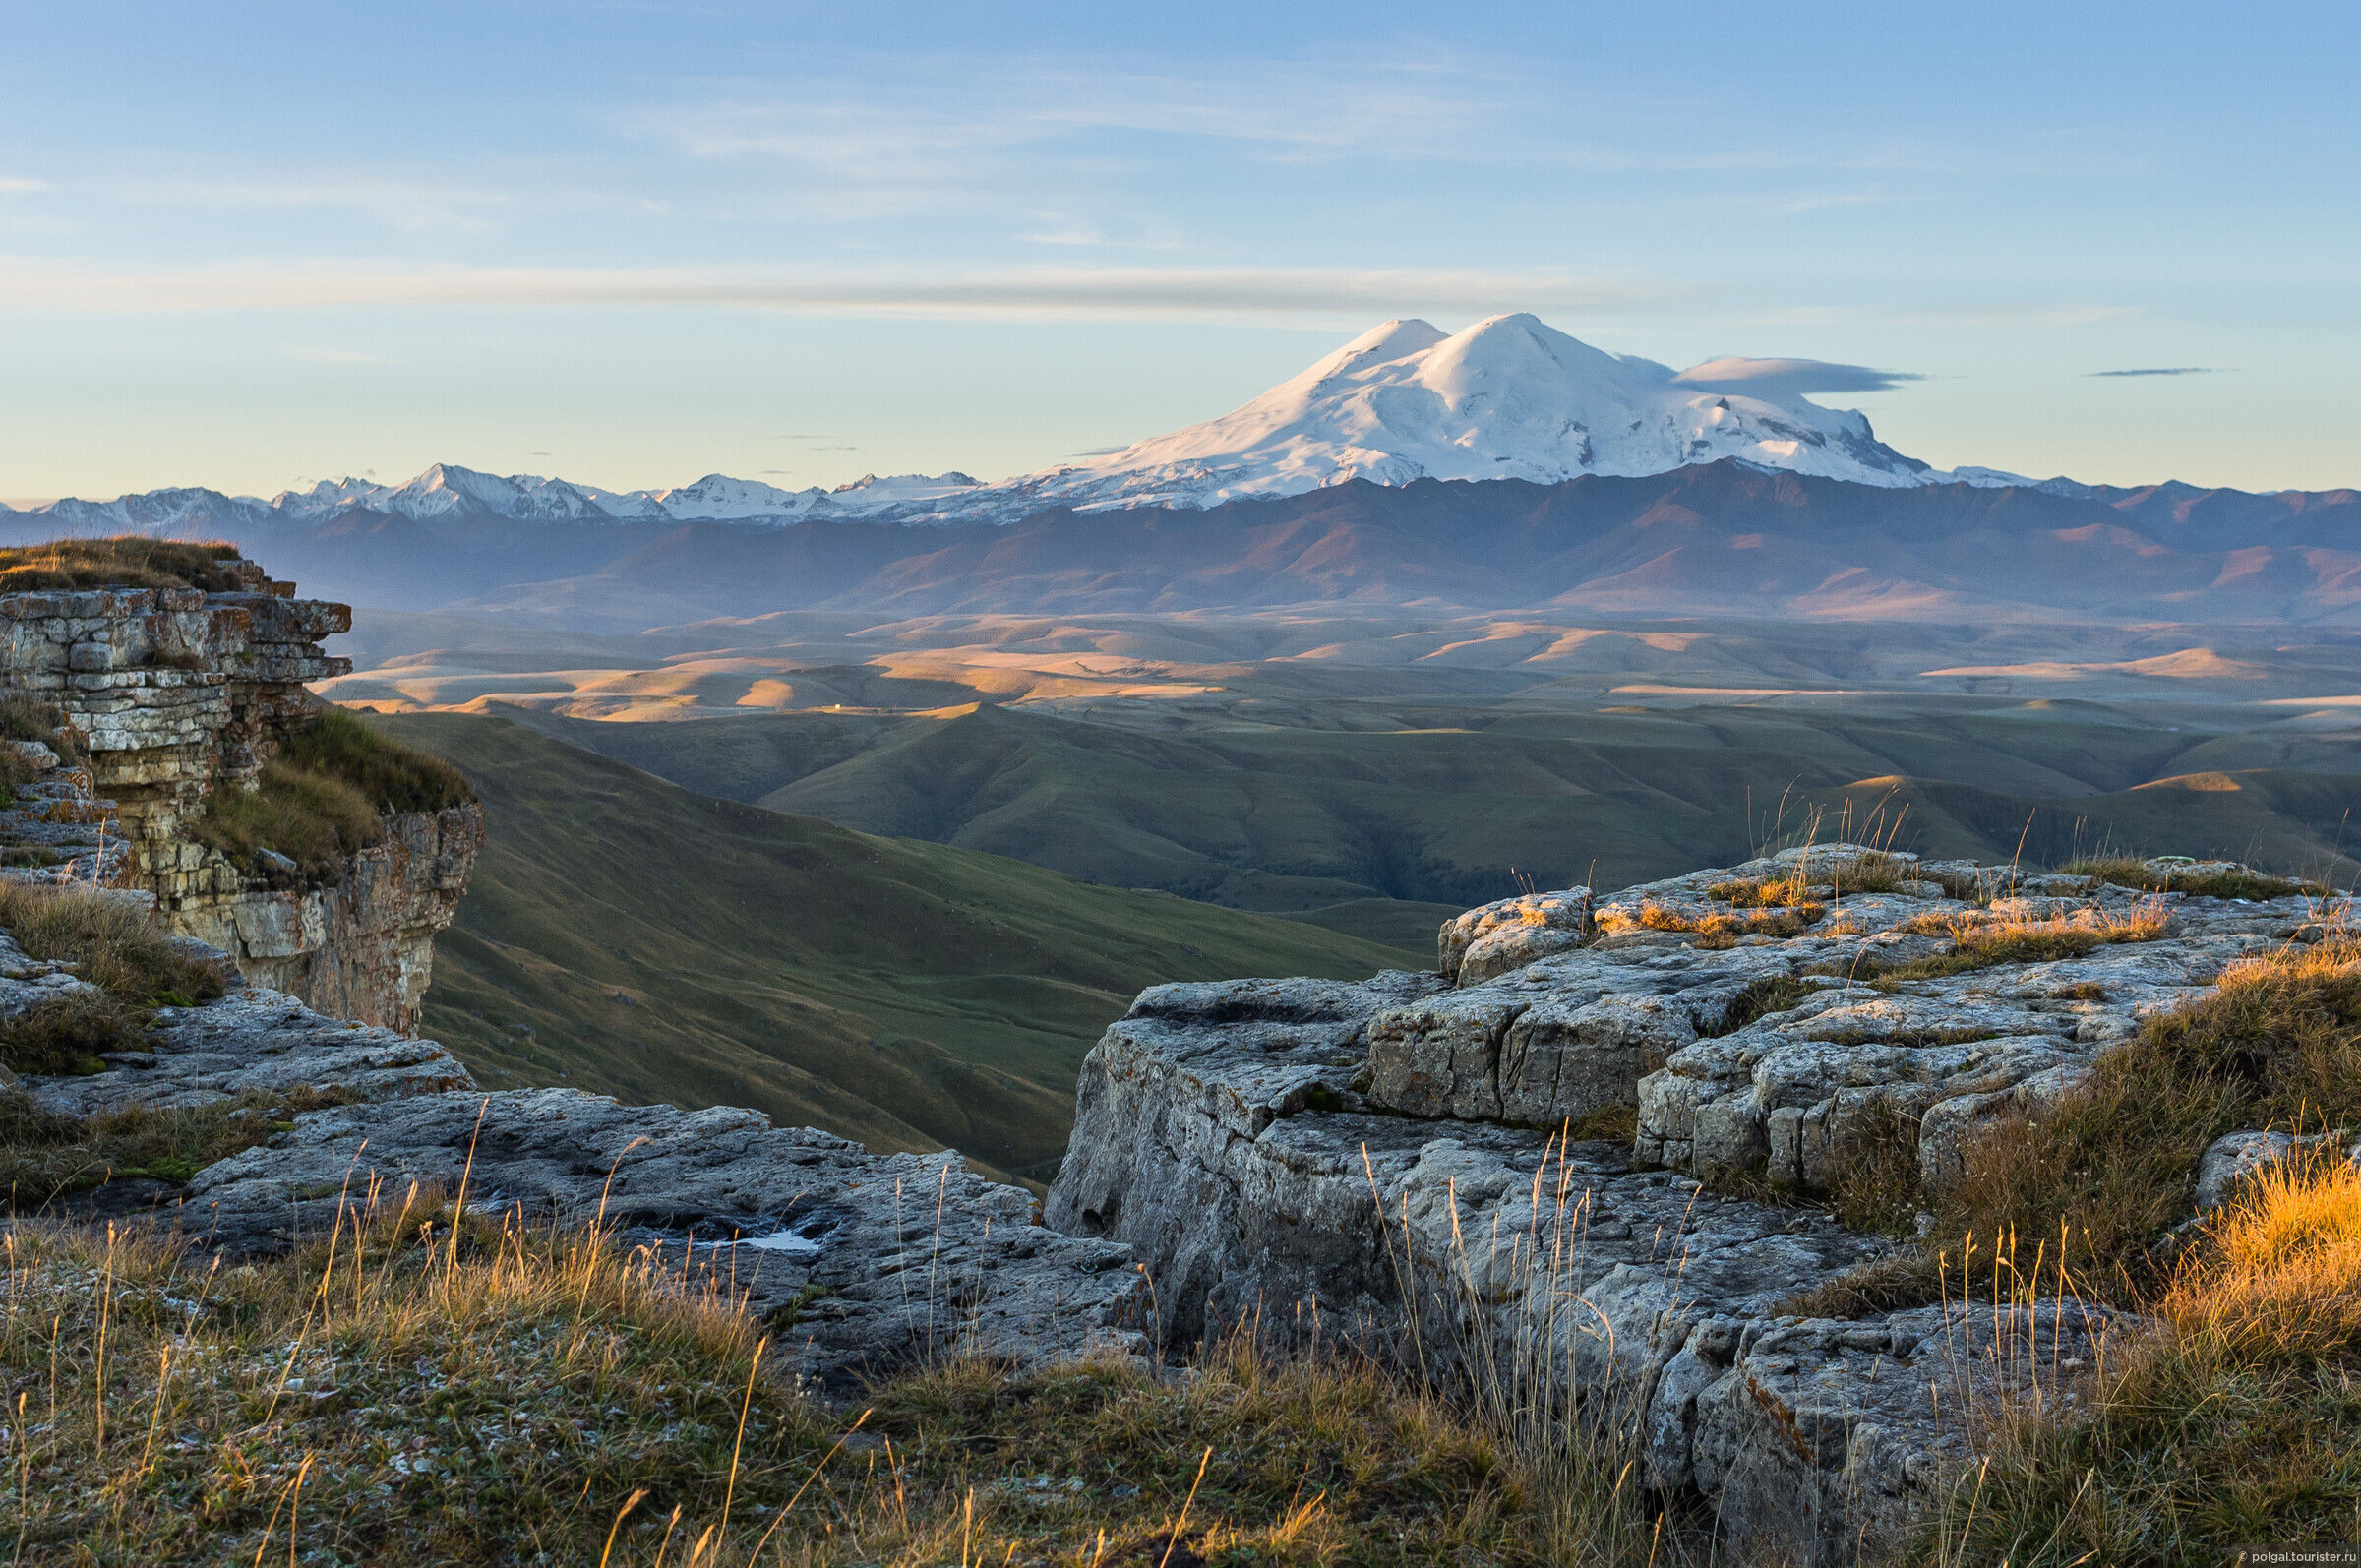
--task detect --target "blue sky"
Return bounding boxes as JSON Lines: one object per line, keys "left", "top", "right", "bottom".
{"left": 2, "top": 1, "right": 2353, "bottom": 501}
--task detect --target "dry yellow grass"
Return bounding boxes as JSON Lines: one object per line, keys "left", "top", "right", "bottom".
{"left": 0, "top": 1176, "right": 1677, "bottom": 1567}
{"left": 0, "top": 537, "right": 249, "bottom": 593}
{"left": 0, "top": 883, "right": 229, "bottom": 1074}
{"left": 1873, "top": 900, "right": 2169, "bottom": 982}
{"left": 1929, "top": 1150, "right": 2361, "bottom": 1560}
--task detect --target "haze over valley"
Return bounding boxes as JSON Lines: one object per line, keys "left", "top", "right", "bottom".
{"left": 17, "top": 313, "right": 2351, "bottom": 991}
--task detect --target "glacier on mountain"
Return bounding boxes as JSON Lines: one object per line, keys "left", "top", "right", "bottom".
{"left": 3, "top": 314, "right": 2053, "bottom": 533}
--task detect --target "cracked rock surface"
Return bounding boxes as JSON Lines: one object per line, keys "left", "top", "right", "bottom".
{"left": 1048, "top": 845, "right": 2317, "bottom": 1561}
{"left": 181, "top": 1088, "right": 1147, "bottom": 1392}
{"left": 13, "top": 983, "right": 1147, "bottom": 1388}
{"left": 22, "top": 984, "right": 476, "bottom": 1116}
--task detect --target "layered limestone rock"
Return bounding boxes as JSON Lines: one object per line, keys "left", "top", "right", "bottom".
{"left": 0, "top": 739, "right": 137, "bottom": 887}
{"left": 14, "top": 968, "right": 1149, "bottom": 1390}
{"left": 0, "top": 563, "right": 480, "bottom": 1033}
{"left": 1050, "top": 845, "right": 2332, "bottom": 1560}
{"left": 163, "top": 805, "right": 483, "bottom": 1034}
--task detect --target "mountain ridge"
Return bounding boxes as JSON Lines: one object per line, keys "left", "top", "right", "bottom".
{"left": 17, "top": 314, "right": 2343, "bottom": 538}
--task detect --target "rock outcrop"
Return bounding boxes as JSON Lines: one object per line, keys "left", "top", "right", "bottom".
{"left": 1050, "top": 845, "right": 2338, "bottom": 1560}
{"left": 15, "top": 967, "right": 1151, "bottom": 1390}
{"left": 0, "top": 563, "right": 481, "bottom": 1032}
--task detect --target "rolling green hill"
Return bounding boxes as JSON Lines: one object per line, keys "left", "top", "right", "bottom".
{"left": 478, "top": 697, "right": 2361, "bottom": 916}
{"left": 369, "top": 712, "right": 1420, "bottom": 1182}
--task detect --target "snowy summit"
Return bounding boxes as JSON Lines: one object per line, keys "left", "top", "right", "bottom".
{"left": 994, "top": 313, "right": 1956, "bottom": 514}
{"left": 5, "top": 315, "right": 2037, "bottom": 534}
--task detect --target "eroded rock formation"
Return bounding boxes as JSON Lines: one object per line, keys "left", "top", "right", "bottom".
{"left": 1049, "top": 845, "right": 2342, "bottom": 1560}
{"left": 0, "top": 566, "right": 481, "bottom": 1032}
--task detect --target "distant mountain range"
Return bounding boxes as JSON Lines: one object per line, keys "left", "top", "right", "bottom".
{"left": 6, "top": 463, "right": 2329, "bottom": 631}
{"left": 3, "top": 312, "right": 2351, "bottom": 628}
{"left": 2, "top": 313, "right": 2212, "bottom": 537}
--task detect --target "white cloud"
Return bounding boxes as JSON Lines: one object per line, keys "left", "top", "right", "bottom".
{"left": 0, "top": 177, "right": 46, "bottom": 195}
{"left": 0, "top": 258, "right": 1668, "bottom": 324}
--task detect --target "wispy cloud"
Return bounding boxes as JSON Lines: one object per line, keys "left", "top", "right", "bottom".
{"left": 0, "top": 258, "right": 1667, "bottom": 324}
{"left": 285, "top": 346, "right": 394, "bottom": 364}
{"left": 2088, "top": 366, "right": 2221, "bottom": 377}
{"left": 0, "top": 177, "right": 46, "bottom": 195}
{"left": 1019, "top": 217, "right": 1104, "bottom": 246}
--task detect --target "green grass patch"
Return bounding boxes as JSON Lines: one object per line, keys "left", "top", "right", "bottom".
{"left": 0, "top": 1084, "right": 357, "bottom": 1204}
{"left": 1703, "top": 974, "right": 1815, "bottom": 1037}
{"left": 280, "top": 704, "right": 473, "bottom": 814}
{"left": 0, "top": 990, "right": 140, "bottom": 1075}
{"left": 2063, "top": 853, "right": 2328, "bottom": 901}
{"left": 192, "top": 706, "right": 475, "bottom": 882}
{"left": 375, "top": 711, "right": 1418, "bottom": 1180}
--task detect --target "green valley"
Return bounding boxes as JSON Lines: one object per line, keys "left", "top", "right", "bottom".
{"left": 370, "top": 711, "right": 1419, "bottom": 1183}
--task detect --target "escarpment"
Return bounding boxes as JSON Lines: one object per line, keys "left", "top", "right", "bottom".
{"left": 1050, "top": 844, "right": 2349, "bottom": 1561}
{"left": 0, "top": 542, "right": 1150, "bottom": 1391}
{"left": 0, "top": 548, "right": 479, "bottom": 1032}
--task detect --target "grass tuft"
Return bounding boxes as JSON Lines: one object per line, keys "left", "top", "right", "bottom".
{"left": 1704, "top": 974, "right": 1815, "bottom": 1037}
{"left": 1931, "top": 1150, "right": 2361, "bottom": 1559}
{"left": 0, "top": 883, "right": 228, "bottom": 1075}
{"left": 280, "top": 705, "right": 474, "bottom": 815}
{"left": 1805, "top": 935, "right": 2361, "bottom": 1321}
{"left": 0, "top": 1085, "right": 359, "bottom": 1204}
{"left": 193, "top": 707, "right": 475, "bottom": 882}
{"left": 0, "top": 1201, "right": 1610, "bottom": 1567}
{"left": 1873, "top": 903, "right": 2169, "bottom": 983}
{"left": 0, "top": 536, "right": 249, "bottom": 593}
{"left": 2063, "top": 853, "right": 2326, "bottom": 901}
{"left": 0, "top": 881, "right": 228, "bottom": 1002}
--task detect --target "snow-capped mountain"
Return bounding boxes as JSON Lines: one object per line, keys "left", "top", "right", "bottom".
{"left": 984, "top": 314, "right": 1967, "bottom": 516}
{"left": 3, "top": 315, "right": 2064, "bottom": 535}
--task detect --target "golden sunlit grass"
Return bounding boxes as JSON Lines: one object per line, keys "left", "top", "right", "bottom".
{"left": 0, "top": 537, "right": 250, "bottom": 595}
{"left": 1798, "top": 935, "right": 2361, "bottom": 1320}
{"left": 0, "top": 1179, "right": 1641, "bottom": 1568}
{"left": 1927, "top": 1150, "right": 2361, "bottom": 1561}
{"left": 1873, "top": 901, "right": 2170, "bottom": 983}
{"left": 1637, "top": 897, "right": 1824, "bottom": 945}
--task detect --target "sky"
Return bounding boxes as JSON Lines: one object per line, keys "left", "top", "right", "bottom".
{"left": 1, "top": 1, "right": 2354, "bottom": 502}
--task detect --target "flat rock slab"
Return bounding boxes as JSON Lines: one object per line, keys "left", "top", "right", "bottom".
{"left": 183, "top": 1087, "right": 1148, "bottom": 1391}
{"left": 19, "top": 985, "right": 474, "bottom": 1116}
